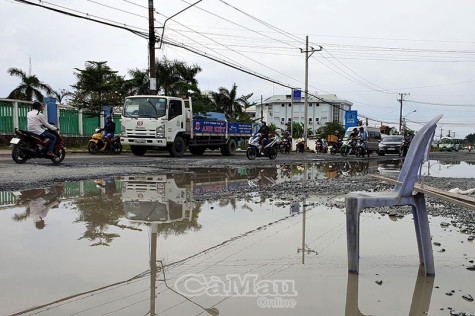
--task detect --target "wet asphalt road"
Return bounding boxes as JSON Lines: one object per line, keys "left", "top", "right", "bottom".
{"left": 0, "top": 149, "right": 473, "bottom": 191}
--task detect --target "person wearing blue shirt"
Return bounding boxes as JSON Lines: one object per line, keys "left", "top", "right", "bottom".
{"left": 358, "top": 127, "right": 369, "bottom": 157}
{"left": 101, "top": 116, "right": 116, "bottom": 151}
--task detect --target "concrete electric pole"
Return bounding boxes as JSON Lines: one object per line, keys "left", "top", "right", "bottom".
{"left": 301, "top": 36, "right": 322, "bottom": 147}
{"left": 398, "top": 93, "right": 410, "bottom": 133}
{"left": 148, "top": 0, "right": 157, "bottom": 94}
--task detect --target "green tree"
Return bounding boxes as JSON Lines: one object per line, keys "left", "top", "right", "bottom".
{"left": 127, "top": 68, "right": 150, "bottom": 95}
{"left": 70, "top": 61, "right": 124, "bottom": 114}
{"left": 315, "top": 121, "right": 345, "bottom": 139}
{"left": 287, "top": 121, "right": 304, "bottom": 138}
{"left": 50, "top": 88, "right": 72, "bottom": 105}
{"left": 210, "top": 83, "right": 253, "bottom": 121}
{"left": 465, "top": 133, "right": 475, "bottom": 144}
{"left": 7, "top": 67, "right": 53, "bottom": 101}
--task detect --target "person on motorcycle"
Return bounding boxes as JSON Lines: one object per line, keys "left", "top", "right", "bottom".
{"left": 259, "top": 121, "right": 269, "bottom": 154}
{"left": 297, "top": 135, "right": 305, "bottom": 152}
{"left": 349, "top": 128, "right": 359, "bottom": 151}
{"left": 27, "top": 101, "right": 58, "bottom": 158}
{"left": 404, "top": 132, "right": 413, "bottom": 144}
{"left": 101, "top": 115, "right": 116, "bottom": 151}
{"left": 358, "top": 127, "right": 369, "bottom": 156}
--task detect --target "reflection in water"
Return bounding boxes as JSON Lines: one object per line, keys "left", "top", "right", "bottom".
{"left": 345, "top": 265, "right": 434, "bottom": 316}
{"left": 11, "top": 184, "right": 63, "bottom": 229}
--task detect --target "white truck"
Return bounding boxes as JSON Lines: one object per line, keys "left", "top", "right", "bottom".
{"left": 120, "top": 95, "right": 255, "bottom": 157}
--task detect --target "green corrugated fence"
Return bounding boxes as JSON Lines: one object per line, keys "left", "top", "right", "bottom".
{"left": 0, "top": 98, "right": 122, "bottom": 136}
{"left": 0, "top": 101, "right": 14, "bottom": 133}
{"left": 59, "top": 108, "right": 80, "bottom": 135}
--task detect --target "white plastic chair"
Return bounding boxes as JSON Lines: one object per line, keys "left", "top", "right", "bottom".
{"left": 346, "top": 115, "right": 442, "bottom": 276}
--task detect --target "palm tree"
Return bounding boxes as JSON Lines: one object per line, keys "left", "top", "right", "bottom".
{"left": 210, "top": 83, "right": 253, "bottom": 121}
{"left": 127, "top": 68, "right": 150, "bottom": 95}
{"left": 7, "top": 67, "right": 53, "bottom": 101}
{"left": 50, "top": 88, "right": 72, "bottom": 105}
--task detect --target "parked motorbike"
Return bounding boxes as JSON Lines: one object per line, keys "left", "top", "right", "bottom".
{"left": 88, "top": 128, "right": 122, "bottom": 154}
{"left": 296, "top": 140, "right": 305, "bottom": 153}
{"left": 246, "top": 134, "right": 278, "bottom": 160}
{"left": 10, "top": 127, "right": 65, "bottom": 164}
{"left": 279, "top": 136, "right": 291, "bottom": 154}
{"left": 399, "top": 140, "right": 410, "bottom": 157}
{"left": 315, "top": 139, "right": 328, "bottom": 154}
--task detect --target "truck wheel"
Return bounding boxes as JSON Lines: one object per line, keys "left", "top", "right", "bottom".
{"left": 225, "top": 138, "right": 237, "bottom": 156}
{"left": 169, "top": 136, "right": 185, "bottom": 157}
{"left": 189, "top": 146, "right": 205, "bottom": 156}
{"left": 220, "top": 146, "right": 226, "bottom": 155}
{"left": 131, "top": 145, "right": 147, "bottom": 156}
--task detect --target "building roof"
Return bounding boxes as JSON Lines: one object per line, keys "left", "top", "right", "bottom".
{"left": 263, "top": 94, "right": 352, "bottom": 106}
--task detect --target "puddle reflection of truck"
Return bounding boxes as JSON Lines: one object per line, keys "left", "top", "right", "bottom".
{"left": 122, "top": 175, "right": 193, "bottom": 224}
{"left": 121, "top": 96, "right": 255, "bottom": 157}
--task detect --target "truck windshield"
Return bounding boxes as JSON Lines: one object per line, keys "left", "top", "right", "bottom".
{"left": 123, "top": 97, "right": 167, "bottom": 118}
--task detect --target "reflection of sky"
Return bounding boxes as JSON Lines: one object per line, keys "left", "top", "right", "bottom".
{"left": 420, "top": 160, "right": 475, "bottom": 178}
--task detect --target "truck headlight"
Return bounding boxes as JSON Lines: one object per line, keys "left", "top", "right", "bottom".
{"left": 121, "top": 125, "right": 126, "bottom": 136}
{"left": 156, "top": 125, "right": 165, "bottom": 137}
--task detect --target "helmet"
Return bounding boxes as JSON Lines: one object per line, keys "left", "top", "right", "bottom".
{"left": 406, "top": 133, "right": 410, "bottom": 136}
{"left": 32, "top": 101, "right": 42, "bottom": 109}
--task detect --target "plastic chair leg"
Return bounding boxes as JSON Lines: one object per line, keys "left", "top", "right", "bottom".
{"left": 414, "top": 193, "right": 435, "bottom": 275}
{"left": 346, "top": 198, "right": 361, "bottom": 274}
{"left": 411, "top": 204, "right": 425, "bottom": 264}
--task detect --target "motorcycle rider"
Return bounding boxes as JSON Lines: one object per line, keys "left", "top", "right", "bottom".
{"left": 349, "top": 128, "right": 359, "bottom": 151}
{"left": 404, "top": 132, "right": 413, "bottom": 144}
{"left": 315, "top": 137, "right": 323, "bottom": 152}
{"left": 258, "top": 121, "right": 269, "bottom": 154}
{"left": 101, "top": 115, "right": 116, "bottom": 151}
{"left": 297, "top": 135, "right": 305, "bottom": 152}
{"left": 27, "top": 101, "right": 58, "bottom": 157}
{"left": 358, "top": 127, "right": 369, "bottom": 157}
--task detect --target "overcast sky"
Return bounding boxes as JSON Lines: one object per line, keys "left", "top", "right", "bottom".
{"left": 1, "top": 0, "right": 475, "bottom": 138}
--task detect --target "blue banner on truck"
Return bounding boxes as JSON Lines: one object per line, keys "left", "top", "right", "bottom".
{"left": 228, "top": 122, "right": 253, "bottom": 135}
{"left": 193, "top": 120, "right": 253, "bottom": 135}
{"left": 193, "top": 120, "right": 227, "bottom": 134}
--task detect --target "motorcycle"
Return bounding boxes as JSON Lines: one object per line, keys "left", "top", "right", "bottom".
{"left": 399, "top": 140, "right": 410, "bottom": 157}
{"left": 279, "top": 136, "right": 291, "bottom": 154}
{"left": 355, "top": 139, "right": 370, "bottom": 158}
{"left": 246, "top": 134, "right": 279, "bottom": 160}
{"left": 10, "top": 127, "right": 66, "bottom": 164}
{"left": 296, "top": 139, "right": 305, "bottom": 153}
{"left": 88, "top": 128, "right": 122, "bottom": 154}
{"left": 315, "top": 140, "right": 328, "bottom": 154}
{"left": 330, "top": 139, "right": 343, "bottom": 155}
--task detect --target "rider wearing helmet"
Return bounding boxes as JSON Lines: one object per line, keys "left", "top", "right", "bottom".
{"left": 101, "top": 115, "right": 116, "bottom": 151}
{"left": 258, "top": 121, "right": 269, "bottom": 154}
{"left": 27, "top": 101, "right": 58, "bottom": 157}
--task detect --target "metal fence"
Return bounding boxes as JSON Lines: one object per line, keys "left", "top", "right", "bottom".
{"left": 0, "top": 99, "right": 121, "bottom": 136}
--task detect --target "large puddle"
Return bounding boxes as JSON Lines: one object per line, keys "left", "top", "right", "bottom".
{"left": 0, "top": 167, "right": 474, "bottom": 315}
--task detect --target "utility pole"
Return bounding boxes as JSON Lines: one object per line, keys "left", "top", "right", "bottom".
{"left": 148, "top": 0, "right": 157, "bottom": 94}
{"left": 301, "top": 36, "right": 322, "bottom": 146}
{"left": 260, "top": 95, "right": 263, "bottom": 120}
{"left": 398, "top": 93, "right": 409, "bottom": 133}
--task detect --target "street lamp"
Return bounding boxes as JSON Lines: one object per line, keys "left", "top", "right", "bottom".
{"left": 402, "top": 110, "right": 416, "bottom": 134}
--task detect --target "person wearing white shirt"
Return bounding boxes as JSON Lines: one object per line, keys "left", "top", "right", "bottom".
{"left": 27, "top": 101, "right": 58, "bottom": 157}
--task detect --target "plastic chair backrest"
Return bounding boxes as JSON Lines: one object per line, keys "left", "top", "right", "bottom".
{"left": 395, "top": 115, "right": 442, "bottom": 197}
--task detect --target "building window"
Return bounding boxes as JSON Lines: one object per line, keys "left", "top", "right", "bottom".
{"left": 288, "top": 118, "right": 291, "bottom": 121}
{"left": 282, "top": 104, "right": 285, "bottom": 107}
{"left": 332, "top": 105, "right": 340, "bottom": 122}
{"left": 288, "top": 104, "right": 291, "bottom": 107}
{"left": 309, "top": 118, "right": 312, "bottom": 121}
{"left": 309, "top": 103, "right": 313, "bottom": 107}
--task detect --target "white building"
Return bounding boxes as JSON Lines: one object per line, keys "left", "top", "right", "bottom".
{"left": 254, "top": 94, "right": 352, "bottom": 132}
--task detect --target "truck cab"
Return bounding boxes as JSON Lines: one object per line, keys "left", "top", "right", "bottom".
{"left": 121, "top": 96, "right": 189, "bottom": 156}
